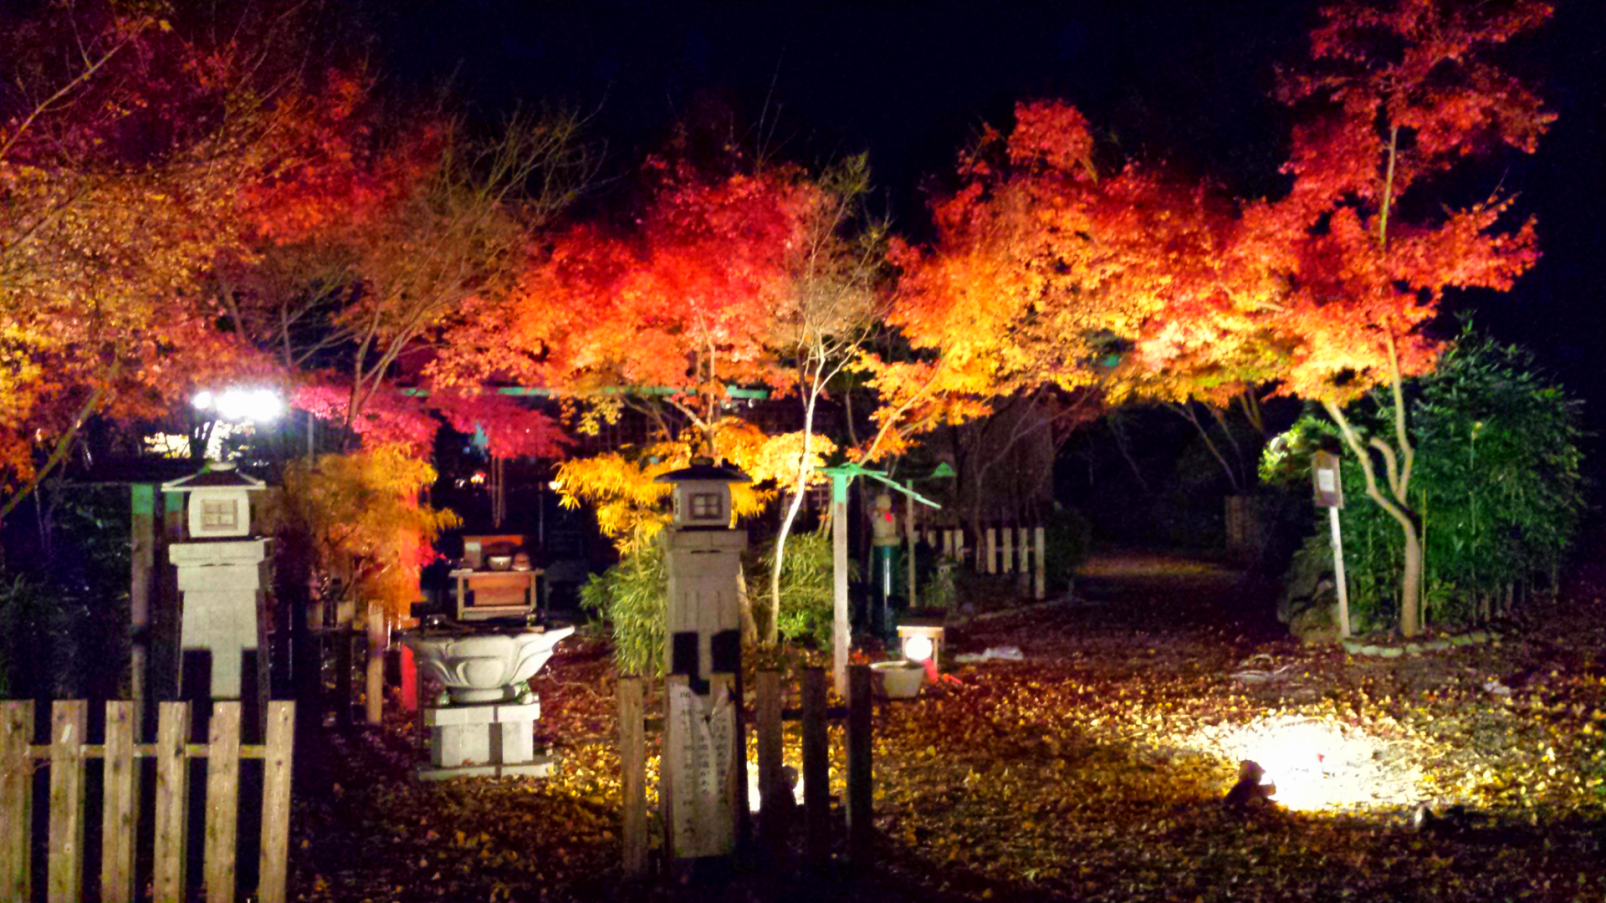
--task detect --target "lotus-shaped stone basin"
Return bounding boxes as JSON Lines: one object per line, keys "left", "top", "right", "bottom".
{"left": 404, "top": 625, "right": 575, "bottom": 704}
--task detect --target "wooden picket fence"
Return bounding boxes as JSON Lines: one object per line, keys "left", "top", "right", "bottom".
{"left": 617, "top": 664, "right": 874, "bottom": 878}
{"left": 919, "top": 525, "right": 1047, "bottom": 599}
{"left": 0, "top": 699, "right": 294, "bottom": 903}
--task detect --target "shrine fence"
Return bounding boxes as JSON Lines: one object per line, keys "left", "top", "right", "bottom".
{"left": 0, "top": 699, "right": 294, "bottom": 903}
{"left": 617, "top": 664, "right": 875, "bottom": 878}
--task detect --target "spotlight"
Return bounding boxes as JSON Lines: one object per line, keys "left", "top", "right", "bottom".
{"left": 902, "top": 634, "right": 934, "bottom": 663}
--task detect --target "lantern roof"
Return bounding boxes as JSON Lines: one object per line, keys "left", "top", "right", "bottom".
{"left": 654, "top": 458, "right": 751, "bottom": 485}
{"left": 160, "top": 460, "right": 267, "bottom": 493}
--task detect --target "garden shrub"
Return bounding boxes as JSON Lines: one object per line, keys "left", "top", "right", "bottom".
{"left": 579, "top": 529, "right": 668, "bottom": 676}
{"left": 583, "top": 525, "right": 851, "bottom": 675}
{"left": 1043, "top": 506, "right": 1092, "bottom": 594}
{"left": 1263, "top": 332, "right": 1583, "bottom": 630}
{"left": 752, "top": 527, "right": 838, "bottom": 650}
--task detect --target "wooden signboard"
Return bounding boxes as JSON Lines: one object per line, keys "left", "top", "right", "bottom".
{"left": 1313, "top": 450, "right": 1344, "bottom": 508}
{"left": 1313, "top": 450, "right": 1352, "bottom": 637}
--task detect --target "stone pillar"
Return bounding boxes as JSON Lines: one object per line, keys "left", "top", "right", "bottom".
{"left": 169, "top": 539, "right": 268, "bottom": 700}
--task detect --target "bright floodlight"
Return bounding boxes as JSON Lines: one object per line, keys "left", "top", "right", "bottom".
{"left": 902, "top": 634, "right": 935, "bottom": 663}
{"left": 1189, "top": 714, "right": 1426, "bottom": 811}
{"left": 202, "top": 388, "right": 282, "bottom": 423}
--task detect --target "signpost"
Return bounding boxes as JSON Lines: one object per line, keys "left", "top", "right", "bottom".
{"left": 817, "top": 463, "right": 942, "bottom": 694}
{"left": 1312, "top": 451, "right": 1351, "bottom": 638}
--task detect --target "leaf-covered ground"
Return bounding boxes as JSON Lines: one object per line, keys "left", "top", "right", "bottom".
{"left": 291, "top": 553, "right": 1606, "bottom": 902}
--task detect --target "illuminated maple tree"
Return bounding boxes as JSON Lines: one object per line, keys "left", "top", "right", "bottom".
{"left": 438, "top": 157, "right": 820, "bottom": 453}
{"left": 1212, "top": 0, "right": 1552, "bottom": 635}
{"left": 0, "top": 7, "right": 352, "bottom": 519}
{"left": 274, "top": 444, "right": 460, "bottom": 619}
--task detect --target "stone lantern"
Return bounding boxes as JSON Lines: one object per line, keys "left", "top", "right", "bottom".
{"left": 653, "top": 458, "right": 750, "bottom": 861}
{"left": 161, "top": 461, "right": 269, "bottom": 700}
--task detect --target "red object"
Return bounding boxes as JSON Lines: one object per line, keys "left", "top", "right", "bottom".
{"left": 398, "top": 644, "right": 417, "bottom": 712}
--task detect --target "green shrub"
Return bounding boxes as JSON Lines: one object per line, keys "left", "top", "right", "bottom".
{"left": 582, "top": 525, "right": 849, "bottom": 675}
{"left": 1263, "top": 332, "right": 1583, "bottom": 629}
{"left": 579, "top": 532, "right": 667, "bottom": 676}
{"left": 1043, "top": 506, "right": 1092, "bottom": 593}
{"left": 753, "top": 528, "right": 838, "bottom": 649}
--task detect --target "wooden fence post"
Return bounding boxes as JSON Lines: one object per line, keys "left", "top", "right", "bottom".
{"left": 101, "top": 702, "right": 138, "bottom": 903}
{"left": 755, "top": 671, "right": 784, "bottom": 856}
{"left": 335, "top": 627, "right": 354, "bottom": 729}
{"left": 365, "top": 605, "right": 387, "bottom": 726}
{"left": 48, "top": 700, "right": 87, "bottom": 903}
{"left": 258, "top": 702, "right": 295, "bottom": 903}
{"left": 153, "top": 702, "right": 191, "bottom": 903}
{"left": 617, "top": 679, "right": 647, "bottom": 879}
{"left": 985, "top": 529, "right": 997, "bottom": 575}
{"left": 801, "top": 668, "right": 829, "bottom": 869}
{"left": 1002, "top": 528, "right": 1015, "bottom": 576}
{"left": 1034, "top": 526, "right": 1047, "bottom": 599}
{"left": 846, "top": 665, "right": 873, "bottom": 869}
{"left": 204, "top": 702, "right": 242, "bottom": 903}
{"left": 1, "top": 701, "right": 34, "bottom": 902}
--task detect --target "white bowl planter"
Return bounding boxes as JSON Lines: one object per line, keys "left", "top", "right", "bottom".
{"left": 871, "top": 660, "right": 925, "bottom": 699}
{"left": 405, "top": 626, "right": 575, "bottom": 704}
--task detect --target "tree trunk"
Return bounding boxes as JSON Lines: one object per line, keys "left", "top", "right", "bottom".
{"left": 1322, "top": 397, "right": 1423, "bottom": 637}
{"left": 767, "top": 387, "right": 819, "bottom": 648}
{"left": 1399, "top": 519, "right": 1422, "bottom": 637}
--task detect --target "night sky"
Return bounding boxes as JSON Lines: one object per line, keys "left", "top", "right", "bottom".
{"left": 377, "top": 0, "right": 1604, "bottom": 437}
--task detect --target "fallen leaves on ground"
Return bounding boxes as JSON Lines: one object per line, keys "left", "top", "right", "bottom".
{"left": 291, "top": 557, "right": 1606, "bottom": 902}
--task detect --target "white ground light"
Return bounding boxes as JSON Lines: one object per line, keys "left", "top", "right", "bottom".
{"left": 1189, "top": 714, "right": 1427, "bottom": 811}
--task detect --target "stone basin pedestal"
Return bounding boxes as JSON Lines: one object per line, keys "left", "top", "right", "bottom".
{"left": 403, "top": 625, "right": 573, "bottom": 780}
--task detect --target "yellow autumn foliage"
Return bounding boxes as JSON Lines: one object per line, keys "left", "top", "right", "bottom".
{"left": 553, "top": 418, "right": 835, "bottom": 552}
{"left": 274, "top": 444, "right": 460, "bottom": 618}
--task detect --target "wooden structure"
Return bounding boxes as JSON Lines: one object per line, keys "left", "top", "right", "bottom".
{"left": 918, "top": 525, "right": 1048, "bottom": 600}
{"left": 617, "top": 664, "right": 875, "bottom": 879}
{"left": 0, "top": 699, "right": 294, "bottom": 903}
{"left": 452, "top": 534, "right": 542, "bottom": 621}
{"left": 448, "top": 569, "right": 541, "bottom": 621}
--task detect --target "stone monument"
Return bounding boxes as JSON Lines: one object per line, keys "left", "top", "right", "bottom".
{"left": 655, "top": 458, "right": 749, "bottom": 861}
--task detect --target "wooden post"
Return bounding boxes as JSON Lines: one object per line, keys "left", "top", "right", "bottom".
{"left": 1034, "top": 526, "right": 1046, "bottom": 600}
{"left": 204, "top": 702, "right": 242, "bottom": 903}
{"left": 335, "top": 623, "right": 354, "bottom": 729}
{"left": 954, "top": 529, "right": 965, "bottom": 570}
{"left": 130, "top": 484, "right": 156, "bottom": 710}
{"left": 365, "top": 604, "right": 386, "bottom": 726}
{"left": 152, "top": 702, "right": 191, "bottom": 903}
{"left": 155, "top": 491, "right": 186, "bottom": 705}
{"left": 846, "top": 665, "right": 873, "bottom": 869}
{"left": 617, "top": 679, "right": 647, "bottom": 880}
{"left": 831, "top": 480, "right": 850, "bottom": 695}
{"left": 755, "top": 670, "right": 784, "bottom": 856}
{"left": 1, "top": 701, "right": 34, "bottom": 902}
{"left": 258, "top": 702, "right": 295, "bottom": 903}
{"left": 985, "top": 528, "right": 997, "bottom": 575}
{"left": 1329, "top": 507, "right": 1352, "bottom": 638}
{"left": 905, "top": 501, "right": 918, "bottom": 608}
{"left": 1001, "top": 527, "right": 1015, "bottom": 576}
{"left": 801, "top": 668, "right": 829, "bottom": 869}
{"left": 101, "top": 701, "right": 138, "bottom": 903}
{"left": 48, "top": 700, "right": 87, "bottom": 903}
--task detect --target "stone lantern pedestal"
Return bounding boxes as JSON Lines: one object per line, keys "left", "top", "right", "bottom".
{"left": 162, "top": 461, "right": 270, "bottom": 703}
{"left": 169, "top": 540, "right": 268, "bottom": 699}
